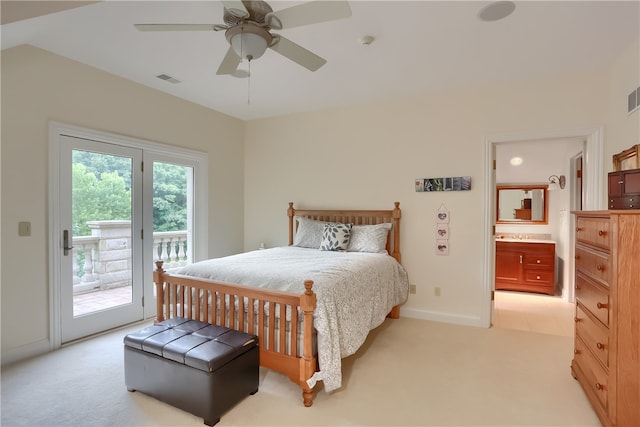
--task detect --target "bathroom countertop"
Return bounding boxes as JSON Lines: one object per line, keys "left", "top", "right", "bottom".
{"left": 495, "top": 237, "right": 556, "bottom": 244}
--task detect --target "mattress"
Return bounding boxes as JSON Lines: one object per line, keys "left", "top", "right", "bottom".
{"left": 177, "top": 246, "right": 409, "bottom": 392}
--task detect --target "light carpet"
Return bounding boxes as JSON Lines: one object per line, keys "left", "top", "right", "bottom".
{"left": 1, "top": 317, "right": 599, "bottom": 426}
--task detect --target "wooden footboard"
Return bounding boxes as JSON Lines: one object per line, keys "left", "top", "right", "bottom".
{"left": 153, "top": 260, "right": 318, "bottom": 407}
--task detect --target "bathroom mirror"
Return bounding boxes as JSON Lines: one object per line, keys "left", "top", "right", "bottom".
{"left": 496, "top": 185, "right": 548, "bottom": 224}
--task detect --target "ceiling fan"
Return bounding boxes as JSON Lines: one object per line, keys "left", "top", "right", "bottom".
{"left": 135, "top": 0, "right": 352, "bottom": 75}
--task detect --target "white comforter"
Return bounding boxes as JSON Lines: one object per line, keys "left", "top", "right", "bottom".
{"left": 176, "top": 246, "right": 409, "bottom": 393}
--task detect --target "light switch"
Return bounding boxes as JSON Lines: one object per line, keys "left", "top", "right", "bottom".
{"left": 18, "top": 221, "right": 31, "bottom": 237}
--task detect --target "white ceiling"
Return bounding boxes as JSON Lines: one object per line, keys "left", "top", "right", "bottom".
{"left": 1, "top": 1, "right": 638, "bottom": 121}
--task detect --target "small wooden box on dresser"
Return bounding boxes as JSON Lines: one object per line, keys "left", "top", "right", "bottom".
{"left": 571, "top": 210, "right": 640, "bottom": 426}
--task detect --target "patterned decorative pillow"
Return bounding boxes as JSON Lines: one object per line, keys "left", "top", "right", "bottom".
{"left": 293, "top": 217, "right": 328, "bottom": 249}
{"left": 347, "top": 223, "right": 392, "bottom": 253}
{"left": 319, "top": 223, "right": 352, "bottom": 251}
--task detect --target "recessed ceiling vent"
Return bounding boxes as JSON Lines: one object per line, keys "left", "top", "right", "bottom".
{"left": 156, "top": 74, "right": 181, "bottom": 84}
{"left": 478, "top": 1, "right": 516, "bottom": 22}
{"left": 628, "top": 86, "right": 640, "bottom": 114}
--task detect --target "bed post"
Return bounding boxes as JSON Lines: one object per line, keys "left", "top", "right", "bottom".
{"left": 288, "top": 202, "right": 296, "bottom": 246}
{"left": 300, "top": 280, "right": 317, "bottom": 407}
{"left": 153, "top": 260, "right": 166, "bottom": 323}
{"left": 392, "top": 202, "right": 401, "bottom": 263}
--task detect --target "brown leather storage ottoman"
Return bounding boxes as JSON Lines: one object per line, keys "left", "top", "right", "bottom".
{"left": 124, "top": 317, "right": 258, "bottom": 426}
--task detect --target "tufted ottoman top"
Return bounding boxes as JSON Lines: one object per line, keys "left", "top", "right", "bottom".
{"left": 124, "top": 318, "right": 258, "bottom": 373}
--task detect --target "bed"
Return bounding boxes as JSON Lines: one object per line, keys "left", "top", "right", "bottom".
{"left": 153, "top": 202, "right": 408, "bottom": 407}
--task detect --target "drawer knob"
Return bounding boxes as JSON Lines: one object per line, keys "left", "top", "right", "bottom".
{"left": 598, "top": 230, "right": 606, "bottom": 236}
{"left": 536, "top": 259, "right": 541, "bottom": 264}
{"left": 576, "top": 227, "right": 583, "bottom": 232}
{"left": 574, "top": 349, "right": 580, "bottom": 355}
{"left": 595, "top": 382, "right": 605, "bottom": 391}
{"left": 596, "top": 342, "right": 605, "bottom": 350}
{"left": 596, "top": 264, "right": 604, "bottom": 272}
{"left": 596, "top": 302, "right": 608, "bottom": 309}
{"left": 574, "top": 317, "right": 581, "bottom": 323}
{"left": 536, "top": 275, "right": 541, "bottom": 280}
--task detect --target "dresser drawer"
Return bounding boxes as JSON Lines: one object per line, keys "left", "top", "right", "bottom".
{"left": 609, "top": 196, "right": 640, "bottom": 209}
{"left": 574, "top": 336, "right": 609, "bottom": 412}
{"left": 575, "top": 273, "right": 610, "bottom": 327}
{"left": 575, "top": 304, "right": 609, "bottom": 368}
{"left": 576, "top": 216, "right": 610, "bottom": 250}
{"left": 523, "top": 270, "right": 554, "bottom": 285}
{"left": 575, "top": 245, "right": 610, "bottom": 286}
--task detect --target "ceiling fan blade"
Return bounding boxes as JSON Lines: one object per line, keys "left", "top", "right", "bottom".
{"left": 216, "top": 47, "right": 242, "bottom": 75}
{"left": 220, "top": 0, "right": 249, "bottom": 19}
{"left": 134, "top": 24, "right": 217, "bottom": 31}
{"left": 269, "top": 35, "right": 326, "bottom": 72}
{"left": 270, "top": 1, "right": 351, "bottom": 29}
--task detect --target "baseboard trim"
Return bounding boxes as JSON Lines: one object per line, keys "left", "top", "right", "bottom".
{"left": 400, "top": 307, "right": 487, "bottom": 328}
{"left": 1, "top": 339, "right": 51, "bottom": 367}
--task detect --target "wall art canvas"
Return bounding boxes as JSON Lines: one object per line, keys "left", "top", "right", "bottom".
{"left": 415, "top": 176, "right": 472, "bottom": 192}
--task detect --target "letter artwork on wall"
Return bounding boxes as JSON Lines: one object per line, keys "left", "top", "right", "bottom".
{"left": 415, "top": 176, "right": 471, "bottom": 192}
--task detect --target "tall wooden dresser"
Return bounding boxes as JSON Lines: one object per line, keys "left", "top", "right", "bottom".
{"left": 571, "top": 210, "right": 640, "bottom": 426}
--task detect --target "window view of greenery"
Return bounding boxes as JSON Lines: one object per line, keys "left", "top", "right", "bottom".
{"left": 71, "top": 151, "right": 187, "bottom": 236}
{"left": 71, "top": 151, "right": 189, "bottom": 279}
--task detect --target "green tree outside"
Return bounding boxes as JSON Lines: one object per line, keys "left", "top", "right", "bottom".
{"left": 72, "top": 151, "right": 187, "bottom": 236}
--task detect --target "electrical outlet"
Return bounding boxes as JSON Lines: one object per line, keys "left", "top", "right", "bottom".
{"left": 434, "top": 287, "right": 441, "bottom": 297}
{"left": 409, "top": 284, "right": 417, "bottom": 294}
{"left": 18, "top": 221, "right": 31, "bottom": 237}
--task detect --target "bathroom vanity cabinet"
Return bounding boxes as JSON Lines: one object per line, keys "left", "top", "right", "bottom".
{"left": 495, "top": 240, "right": 556, "bottom": 295}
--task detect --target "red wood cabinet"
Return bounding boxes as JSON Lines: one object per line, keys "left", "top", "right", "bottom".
{"left": 608, "top": 168, "right": 640, "bottom": 209}
{"left": 495, "top": 241, "right": 556, "bottom": 295}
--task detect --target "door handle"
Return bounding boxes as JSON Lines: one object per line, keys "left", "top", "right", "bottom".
{"left": 63, "top": 230, "right": 74, "bottom": 256}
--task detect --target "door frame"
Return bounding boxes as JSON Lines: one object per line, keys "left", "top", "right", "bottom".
{"left": 481, "top": 127, "right": 605, "bottom": 328}
{"left": 48, "top": 121, "right": 209, "bottom": 348}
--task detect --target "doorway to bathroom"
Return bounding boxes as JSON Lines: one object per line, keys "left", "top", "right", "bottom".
{"left": 483, "top": 127, "right": 605, "bottom": 331}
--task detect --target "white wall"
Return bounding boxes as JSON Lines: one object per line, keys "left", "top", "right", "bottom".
{"left": 0, "top": 45, "right": 245, "bottom": 362}
{"left": 244, "top": 51, "right": 637, "bottom": 326}
{"left": 1, "top": 34, "right": 637, "bottom": 364}
{"left": 605, "top": 38, "right": 640, "bottom": 176}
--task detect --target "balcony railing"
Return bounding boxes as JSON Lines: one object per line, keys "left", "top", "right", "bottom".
{"left": 72, "top": 221, "right": 188, "bottom": 295}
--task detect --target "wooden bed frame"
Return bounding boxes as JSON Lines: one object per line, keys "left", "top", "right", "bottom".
{"left": 153, "top": 202, "right": 402, "bottom": 407}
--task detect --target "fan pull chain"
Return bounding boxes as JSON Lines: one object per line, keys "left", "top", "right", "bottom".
{"left": 247, "top": 60, "right": 251, "bottom": 105}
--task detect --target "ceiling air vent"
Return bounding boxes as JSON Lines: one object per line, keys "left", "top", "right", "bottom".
{"left": 628, "top": 86, "right": 640, "bottom": 114}
{"left": 156, "top": 74, "right": 181, "bottom": 84}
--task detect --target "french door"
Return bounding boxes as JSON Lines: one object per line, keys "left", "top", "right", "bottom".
{"left": 50, "top": 123, "right": 207, "bottom": 346}
{"left": 58, "top": 136, "right": 144, "bottom": 343}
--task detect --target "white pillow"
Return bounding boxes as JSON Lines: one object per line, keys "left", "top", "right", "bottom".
{"left": 319, "top": 223, "right": 352, "bottom": 251}
{"left": 347, "top": 223, "right": 392, "bottom": 253}
{"left": 293, "top": 217, "right": 327, "bottom": 249}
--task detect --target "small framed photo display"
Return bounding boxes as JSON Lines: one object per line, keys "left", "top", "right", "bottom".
{"left": 436, "top": 224, "right": 449, "bottom": 239}
{"left": 436, "top": 240, "right": 449, "bottom": 255}
{"left": 436, "top": 208, "right": 449, "bottom": 224}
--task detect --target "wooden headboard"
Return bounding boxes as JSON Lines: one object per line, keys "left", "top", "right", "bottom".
{"left": 287, "top": 202, "right": 402, "bottom": 263}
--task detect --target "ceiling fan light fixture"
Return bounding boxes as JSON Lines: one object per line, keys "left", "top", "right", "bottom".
{"left": 226, "top": 25, "right": 272, "bottom": 61}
